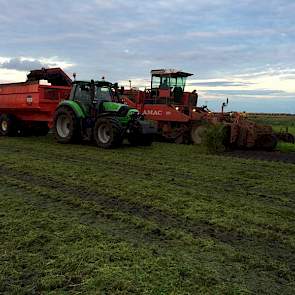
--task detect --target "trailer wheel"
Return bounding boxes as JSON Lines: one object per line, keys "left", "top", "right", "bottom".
{"left": 54, "top": 107, "right": 80, "bottom": 143}
{"left": 190, "top": 125, "right": 206, "bottom": 144}
{"left": 0, "top": 114, "right": 16, "bottom": 136}
{"left": 94, "top": 117, "right": 123, "bottom": 149}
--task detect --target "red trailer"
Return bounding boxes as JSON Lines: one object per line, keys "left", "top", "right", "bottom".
{"left": 0, "top": 68, "right": 72, "bottom": 136}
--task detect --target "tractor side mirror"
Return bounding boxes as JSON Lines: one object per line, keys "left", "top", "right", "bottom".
{"left": 120, "top": 86, "right": 125, "bottom": 95}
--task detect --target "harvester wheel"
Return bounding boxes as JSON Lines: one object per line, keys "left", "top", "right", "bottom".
{"left": 94, "top": 117, "right": 123, "bottom": 149}
{"left": 256, "top": 134, "right": 278, "bottom": 151}
{"left": 0, "top": 114, "right": 16, "bottom": 136}
{"left": 190, "top": 125, "right": 206, "bottom": 144}
{"left": 54, "top": 107, "right": 80, "bottom": 143}
{"left": 282, "top": 133, "right": 294, "bottom": 144}
{"left": 174, "top": 134, "right": 184, "bottom": 144}
{"left": 286, "top": 133, "right": 295, "bottom": 144}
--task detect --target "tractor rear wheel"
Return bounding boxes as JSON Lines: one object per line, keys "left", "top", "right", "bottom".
{"left": 0, "top": 114, "right": 16, "bottom": 136}
{"left": 190, "top": 125, "right": 206, "bottom": 144}
{"left": 54, "top": 107, "right": 80, "bottom": 143}
{"left": 94, "top": 117, "right": 123, "bottom": 149}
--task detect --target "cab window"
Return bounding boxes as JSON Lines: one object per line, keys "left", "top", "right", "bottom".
{"left": 95, "top": 86, "right": 112, "bottom": 101}
{"left": 75, "top": 84, "right": 91, "bottom": 102}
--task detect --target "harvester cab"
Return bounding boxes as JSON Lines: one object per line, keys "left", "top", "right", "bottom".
{"left": 149, "top": 69, "right": 196, "bottom": 106}
{"left": 53, "top": 79, "right": 157, "bottom": 148}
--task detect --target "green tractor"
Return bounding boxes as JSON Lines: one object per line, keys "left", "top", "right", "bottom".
{"left": 53, "top": 80, "right": 157, "bottom": 148}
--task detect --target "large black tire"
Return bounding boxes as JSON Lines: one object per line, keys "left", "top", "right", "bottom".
{"left": 94, "top": 117, "right": 123, "bottom": 149}
{"left": 256, "top": 134, "right": 278, "bottom": 151}
{"left": 282, "top": 133, "right": 295, "bottom": 144}
{"left": 128, "top": 133, "right": 153, "bottom": 146}
{"left": 53, "top": 107, "right": 80, "bottom": 143}
{"left": 0, "top": 114, "right": 16, "bottom": 136}
{"left": 286, "top": 133, "right": 295, "bottom": 144}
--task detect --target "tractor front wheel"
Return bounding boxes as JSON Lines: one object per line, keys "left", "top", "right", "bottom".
{"left": 94, "top": 117, "right": 123, "bottom": 149}
{"left": 54, "top": 107, "right": 80, "bottom": 143}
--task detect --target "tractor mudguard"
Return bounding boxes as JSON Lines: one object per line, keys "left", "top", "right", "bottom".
{"left": 103, "top": 102, "right": 124, "bottom": 112}
{"left": 57, "top": 100, "right": 85, "bottom": 119}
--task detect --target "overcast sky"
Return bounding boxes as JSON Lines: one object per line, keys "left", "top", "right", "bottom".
{"left": 0, "top": 0, "right": 295, "bottom": 113}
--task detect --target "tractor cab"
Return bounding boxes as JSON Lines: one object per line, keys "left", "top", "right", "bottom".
{"left": 71, "top": 80, "right": 123, "bottom": 104}
{"left": 150, "top": 69, "right": 193, "bottom": 104}
{"left": 69, "top": 80, "right": 123, "bottom": 115}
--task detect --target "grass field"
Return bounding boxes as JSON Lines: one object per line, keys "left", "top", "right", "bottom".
{"left": 249, "top": 114, "right": 295, "bottom": 153}
{"left": 0, "top": 136, "right": 295, "bottom": 294}
{"left": 249, "top": 114, "right": 295, "bottom": 134}
{"left": 277, "top": 142, "right": 295, "bottom": 153}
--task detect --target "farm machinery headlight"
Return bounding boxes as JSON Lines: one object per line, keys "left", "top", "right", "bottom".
{"left": 193, "top": 108, "right": 197, "bottom": 112}
{"left": 130, "top": 111, "right": 144, "bottom": 120}
{"left": 175, "top": 106, "right": 180, "bottom": 111}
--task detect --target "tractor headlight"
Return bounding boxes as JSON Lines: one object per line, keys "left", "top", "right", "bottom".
{"left": 175, "top": 106, "right": 180, "bottom": 111}
{"left": 193, "top": 108, "right": 197, "bottom": 112}
{"left": 130, "top": 111, "right": 143, "bottom": 120}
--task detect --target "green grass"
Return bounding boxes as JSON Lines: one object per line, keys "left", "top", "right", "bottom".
{"left": 248, "top": 114, "right": 295, "bottom": 152}
{"left": 0, "top": 135, "right": 295, "bottom": 294}
{"left": 249, "top": 114, "right": 295, "bottom": 134}
{"left": 277, "top": 142, "right": 295, "bottom": 153}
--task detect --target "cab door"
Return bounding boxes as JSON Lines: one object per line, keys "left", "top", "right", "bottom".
{"left": 73, "top": 84, "right": 92, "bottom": 116}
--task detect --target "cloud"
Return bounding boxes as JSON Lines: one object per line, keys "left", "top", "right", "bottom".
{"left": 0, "top": 58, "right": 48, "bottom": 71}
{"left": 0, "top": 56, "right": 75, "bottom": 72}
{"left": 188, "top": 81, "right": 252, "bottom": 87}
{"left": 205, "top": 89, "right": 288, "bottom": 96}
{"left": 0, "top": 69, "right": 27, "bottom": 84}
{"left": 1, "top": 0, "right": 295, "bottom": 112}
{"left": 0, "top": 56, "right": 75, "bottom": 83}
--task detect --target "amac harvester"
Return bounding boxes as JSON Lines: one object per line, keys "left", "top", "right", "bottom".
{"left": 122, "top": 69, "right": 278, "bottom": 150}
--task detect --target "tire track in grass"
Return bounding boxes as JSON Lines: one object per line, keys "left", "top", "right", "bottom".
{"left": 0, "top": 178, "right": 172, "bottom": 249}
{"left": 1, "top": 145, "right": 294, "bottom": 213}
{"left": 1, "top": 165, "right": 295, "bottom": 268}
{"left": 225, "top": 150, "right": 295, "bottom": 164}
{"left": 5, "top": 184, "right": 292, "bottom": 295}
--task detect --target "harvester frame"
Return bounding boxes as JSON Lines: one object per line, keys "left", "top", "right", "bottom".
{"left": 122, "top": 69, "right": 279, "bottom": 150}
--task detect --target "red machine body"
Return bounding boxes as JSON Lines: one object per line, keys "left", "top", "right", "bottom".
{"left": 0, "top": 83, "right": 71, "bottom": 127}
{"left": 122, "top": 69, "right": 278, "bottom": 149}
{"left": 0, "top": 68, "right": 72, "bottom": 135}
{"left": 122, "top": 69, "right": 210, "bottom": 143}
